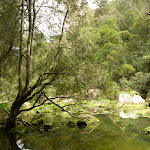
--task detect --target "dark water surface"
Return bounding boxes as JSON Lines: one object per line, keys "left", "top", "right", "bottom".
{"left": 1, "top": 114, "right": 150, "bottom": 150}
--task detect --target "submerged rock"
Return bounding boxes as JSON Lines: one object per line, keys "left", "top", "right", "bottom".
{"left": 68, "top": 121, "right": 76, "bottom": 128}
{"left": 44, "top": 125, "right": 53, "bottom": 132}
{"left": 77, "top": 114, "right": 100, "bottom": 133}
{"left": 77, "top": 121, "right": 87, "bottom": 129}
{"left": 118, "top": 93, "right": 145, "bottom": 104}
{"left": 144, "top": 126, "right": 150, "bottom": 134}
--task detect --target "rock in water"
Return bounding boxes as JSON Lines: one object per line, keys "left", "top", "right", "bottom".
{"left": 77, "top": 114, "right": 99, "bottom": 133}
{"left": 77, "top": 121, "right": 87, "bottom": 129}
{"left": 144, "top": 126, "right": 150, "bottom": 134}
{"left": 44, "top": 125, "right": 53, "bottom": 132}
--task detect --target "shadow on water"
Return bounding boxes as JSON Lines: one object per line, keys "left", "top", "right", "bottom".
{"left": 0, "top": 114, "right": 150, "bottom": 150}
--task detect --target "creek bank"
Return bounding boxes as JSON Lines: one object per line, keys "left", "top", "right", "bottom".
{"left": 29, "top": 111, "right": 100, "bottom": 133}
{"left": 0, "top": 91, "right": 149, "bottom": 133}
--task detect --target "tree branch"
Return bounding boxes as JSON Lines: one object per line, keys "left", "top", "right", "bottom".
{"left": 50, "top": 9, "right": 69, "bottom": 70}
{"left": 17, "top": 117, "right": 39, "bottom": 131}
{"left": 19, "top": 92, "right": 45, "bottom": 113}
{"left": 44, "top": 94, "right": 78, "bottom": 118}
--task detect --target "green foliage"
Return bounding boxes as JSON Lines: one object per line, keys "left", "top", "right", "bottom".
{"left": 43, "top": 86, "right": 57, "bottom": 97}
{"left": 119, "top": 30, "right": 131, "bottom": 42}
{"left": 144, "top": 126, "right": 150, "bottom": 134}
{"left": 141, "top": 54, "right": 150, "bottom": 72}
{"left": 120, "top": 72, "right": 150, "bottom": 98}
{"left": 0, "top": 103, "right": 10, "bottom": 111}
{"left": 132, "top": 16, "right": 149, "bottom": 38}
{"left": 94, "top": 0, "right": 109, "bottom": 15}
{"left": 97, "top": 97, "right": 111, "bottom": 103}
{"left": 120, "top": 64, "right": 136, "bottom": 78}
{"left": 0, "top": 0, "right": 19, "bottom": 52}
{"left": 117, "top": 91, "right": 140, "bottom": 96}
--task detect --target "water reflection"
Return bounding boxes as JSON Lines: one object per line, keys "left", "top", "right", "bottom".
{"left": 16, "top": 139, "right": 30, "bottom": 150}
{"left": 6, "top": 133, "right": 20, "bottom": 150}
{"left": 0, "top": 115, "right": 150, "bottom": 150}
{"left": 0, "top": 129, "right": 30, "bottom": 150}
{"left": 119, "top": 110, "right": 139, "bottom": 119}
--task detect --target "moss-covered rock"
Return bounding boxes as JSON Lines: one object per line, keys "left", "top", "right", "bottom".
{"left": 77, "top": 114, "right": 100, "bottom": 133}
{"left": 144, "top": 126, "right": 150, "bottom": 134}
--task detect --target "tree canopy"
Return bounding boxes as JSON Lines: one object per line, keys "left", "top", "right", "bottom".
{"left": 0, "top": 0, "right": 150, "bottom": 131}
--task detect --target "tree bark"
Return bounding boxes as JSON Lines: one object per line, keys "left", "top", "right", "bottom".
{"left": 5, "top": 72, "right": 59, "bottom": 131}
{"left": 18, "top": 0, "right": 24, "bottom": 97}
{"left": 5, "top": 98, "right": 24, "bottom": 131}
{"left": 25, "top": 0, "right": 32, "bottom": 90}
{"left": 25, "top": 0, "right": 36, "bottom": 90}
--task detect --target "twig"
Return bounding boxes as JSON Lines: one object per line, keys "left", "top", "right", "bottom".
{"left": 17, "top": 118, "right": 39, "bottom": 131}
{"left": 94, "top": 102, "right": 104, "bottom": 113}
{"left": 99, "top": 104, "right": 124, "bottom": 115}
{"left": 62, "top": 102, "right": 77, "bottom": 108}
{"left": 106, "top": 114, "right": 123, "bottom": 129}
{"left": 3, "top": 108, "right": 10, "bottom": 117}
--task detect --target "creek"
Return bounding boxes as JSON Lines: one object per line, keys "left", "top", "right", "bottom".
{"left": 0, "top": 113, "right": 150, "bottom": 150}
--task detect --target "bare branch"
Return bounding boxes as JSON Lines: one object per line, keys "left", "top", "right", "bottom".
{"left": 99, "top": 104, "right": 124, "bottom": 115}
{"left": 27, "top": 72, "right": 59, "bottom": 97}
{"left": 106, "top": 114, "right": 123, "bottom": 129}
{"left": 17, "top": 117, "right": 39, "bottom": 131}
{"left": 35, "top": 0, "right": 45, "bottom": 15}
{"left": 19, "top": 92, "right": 44, "bottom": 113}
{"left": 3, "top": 108, "right": 10, "bottom": 117}
{"left": 44, "top": 94, "right": 78, "bottom": 118}
{"left": 62, "top": 102, "right": 77, "bottom": 108}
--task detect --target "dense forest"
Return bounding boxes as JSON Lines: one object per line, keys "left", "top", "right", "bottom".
{"left": 0, "top": 0, "right": 150, "bottom": 131}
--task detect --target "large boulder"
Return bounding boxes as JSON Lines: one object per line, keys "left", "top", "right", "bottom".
{"left": 88, "top": 89, "right": 99, "bottom": 98}
{"left": 118, "top": 93, "right": 145, "bottom": 104}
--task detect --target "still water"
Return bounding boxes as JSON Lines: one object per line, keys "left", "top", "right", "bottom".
{"left": 0, "top": 114, "right": 150, "bottom": 150}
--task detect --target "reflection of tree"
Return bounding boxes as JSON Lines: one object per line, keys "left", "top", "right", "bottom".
{"left": 6, "top": 133, "right": 20, "bottom": 150}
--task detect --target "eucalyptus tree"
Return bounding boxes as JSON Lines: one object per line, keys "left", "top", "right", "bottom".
{"left": 5, "top": 0, "right": 88, "bottom": 131}
{"left": 94, "top": 0, "right": 108, "bottom": 15}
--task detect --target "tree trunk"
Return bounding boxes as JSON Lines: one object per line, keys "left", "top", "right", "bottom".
{"left": 26, "top": 0, "right": 32, "bottom": 90}
{"left": 18, "top": 0, "right": 24, "bottom": 97}
{"left": 5, "top": 98, "right": 24, "bottom": 131}
{"left": 25, "top": 0, "right": 36, "bottom": 90}
{"left": 29, "top": 0, "right": 36, "bottom": 79}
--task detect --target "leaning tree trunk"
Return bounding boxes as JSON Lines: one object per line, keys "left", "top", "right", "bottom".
{"left": 5, "top": 98, "right": 24, "bottom": 131}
